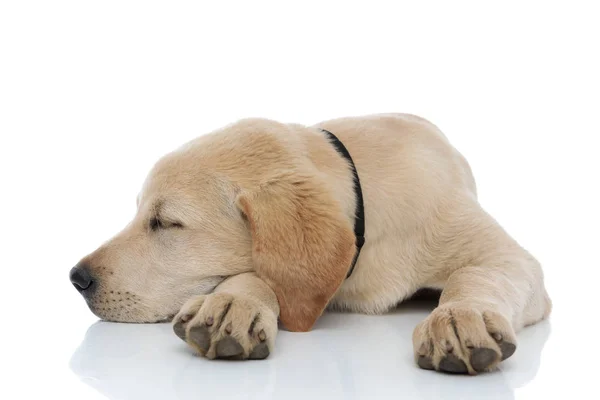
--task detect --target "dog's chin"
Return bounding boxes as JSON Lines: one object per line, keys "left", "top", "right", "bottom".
{"left": 85, "top": 293, "right": 177, "bottom": 323}
{"left": 89, "top": 305, "right": 176, "bottom": 323}
{"left": 102, "top": 315, "right": 175, "bottom": 324}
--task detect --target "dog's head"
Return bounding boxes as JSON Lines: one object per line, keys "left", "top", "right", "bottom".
{"left": 70, "top": 119, "right": 356, "bottom": 331}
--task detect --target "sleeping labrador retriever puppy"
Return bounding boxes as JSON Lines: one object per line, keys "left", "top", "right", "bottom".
{"left": 70, "top": 113, "right": 552, "bottom": 374}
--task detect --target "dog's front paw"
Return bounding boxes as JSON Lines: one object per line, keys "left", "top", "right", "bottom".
{"left": 412, "top": 303, "right": 517, "bottom": 374}
{"left": 172, "top": 292, "right": 277, "bottom": 360}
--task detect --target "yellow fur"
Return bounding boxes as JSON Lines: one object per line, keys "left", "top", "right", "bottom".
{"left": 75, "top": 113, "right": 551, "bottom": 373}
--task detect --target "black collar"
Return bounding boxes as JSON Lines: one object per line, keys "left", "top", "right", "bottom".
{"left": 321, "top": 129, "right": 365, "bottom": 279}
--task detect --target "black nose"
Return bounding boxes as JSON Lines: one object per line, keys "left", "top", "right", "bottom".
{"left": 70, "top": 263, "right": 94, "bottom": 292}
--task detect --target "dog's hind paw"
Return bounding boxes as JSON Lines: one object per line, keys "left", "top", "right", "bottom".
{"left": 412, "top": 303, "right": 517, "bottom": 374}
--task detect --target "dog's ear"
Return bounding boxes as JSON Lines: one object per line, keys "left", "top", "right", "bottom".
{"left": 236, "top": 175, "right": 355, "bottom": 332}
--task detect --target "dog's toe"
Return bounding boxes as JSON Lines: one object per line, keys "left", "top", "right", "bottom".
{"left": 188, "top": 324, "right": 211, "bottom": 353}
{"left": 216, "top": 336, "right": 244, "bottom": 358}
{"left": 438, "top": 354, "right": 468, "bottom": 374}
{"left": 417, "top": 355, "right": 434, "bottom": 370}
{"left": 470, "top": 348, "right": 498, "bottom": 372}
{"left": 248, "top": 342, "right": 270, "bottom": 360}
{"left": 173, "top": 319, "right": 188, "bottom": 341}
{"left": 499, "top": 341, "right": 516, "bottom": 360}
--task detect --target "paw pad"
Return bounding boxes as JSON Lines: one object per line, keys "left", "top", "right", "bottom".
{"left": 439, "top": 354, "right": 468, "bottom": 374}
{"left": 189, "top": 325, "right": 211, "bottom": 352}
{"left": 470, "top": 348, "right": 498, "bottom": 372}
{"left": 417, "top": 355, "right": 434, "bottom": 370}
{"left": 173, "top": 320, "right": 187, "bottom": 341}
{"left": 249, "top": 342, "right": 270, "bottom": 360}
{"left": 216, "top": 337, "right": 244, "bottom": 358}
{"left": 499, "top": 341, "right": 517, "bottom": 360}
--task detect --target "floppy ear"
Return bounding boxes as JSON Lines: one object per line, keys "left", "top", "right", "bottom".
{"left": 236, "top": 175, "right": 356, "bottom": 332}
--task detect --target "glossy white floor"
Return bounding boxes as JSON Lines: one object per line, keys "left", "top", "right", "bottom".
{"left": 69, "top": 302, "right": 554, "bottom": 400}
{"left": 7, "top": 283, "right": 594, "bottom": 400}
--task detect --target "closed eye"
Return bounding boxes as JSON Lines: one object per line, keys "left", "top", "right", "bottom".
{"left": 149, "top": 217, "right": 184, "bottom": 231}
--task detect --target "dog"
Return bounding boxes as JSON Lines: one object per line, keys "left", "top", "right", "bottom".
{"left": 70, "top": 113, "right": 552, "bottom": 374}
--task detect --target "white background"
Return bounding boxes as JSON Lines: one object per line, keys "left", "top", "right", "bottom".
{"left": 1, "top": 1, "right": 598, "bottom": 399}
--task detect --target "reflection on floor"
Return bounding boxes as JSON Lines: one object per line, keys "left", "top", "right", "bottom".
{"left": 69, "top": 300, "right": 551, "bottom": 400}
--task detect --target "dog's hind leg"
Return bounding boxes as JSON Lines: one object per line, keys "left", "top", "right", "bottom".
{"left": 412, "top": 208, "right": 552, "bottom": 374}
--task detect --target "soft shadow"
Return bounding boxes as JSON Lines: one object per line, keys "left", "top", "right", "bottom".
{"left": 69, "top": 304, "right": 551, "bottom": 400}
